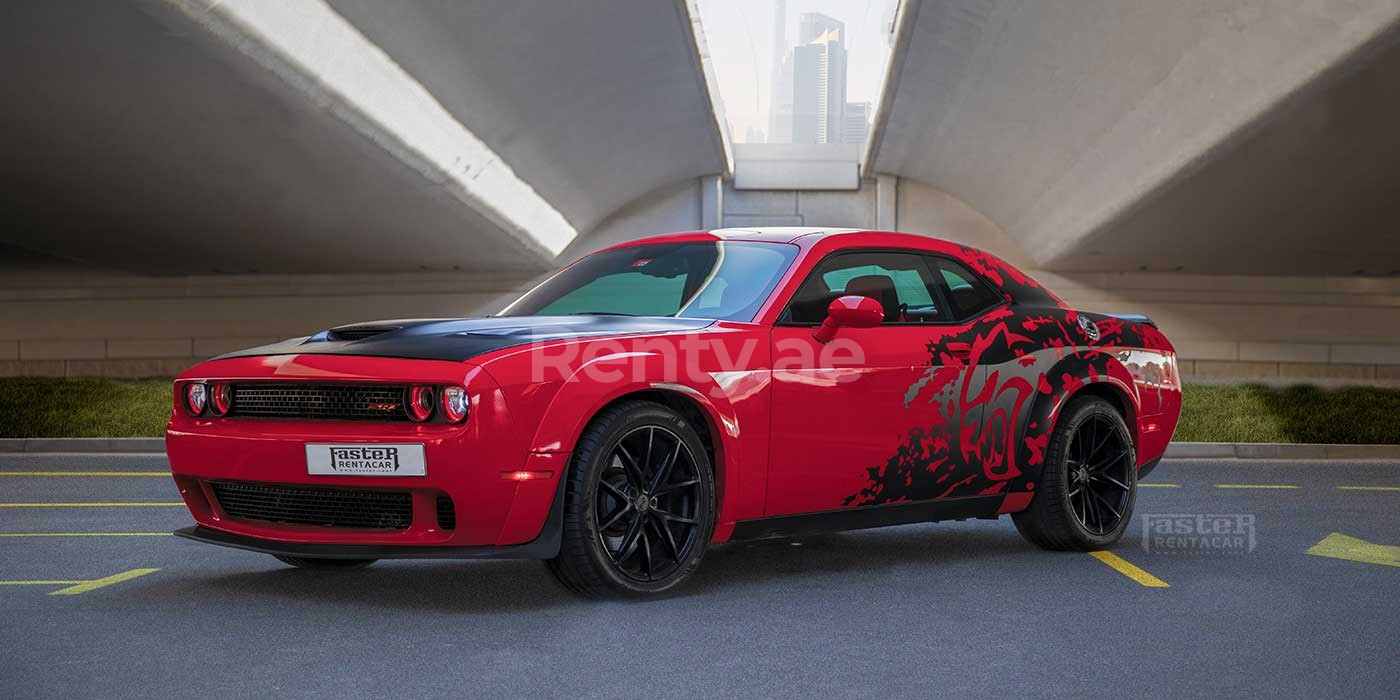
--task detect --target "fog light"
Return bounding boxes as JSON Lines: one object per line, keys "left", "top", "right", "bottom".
{"left": 440, "top": 386, "right": 468, "bottom": 423}
{"left": 209, "top": 383, "right": 232, "bottom": 416}
{"left": 184, "top": 382, "right": 207, "bottom": 416}
{"left": 407, "top": 385, "right": 434, "bottom": 422}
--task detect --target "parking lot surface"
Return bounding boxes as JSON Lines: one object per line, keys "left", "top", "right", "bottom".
{"left": 2, "top": 455, "right": 1397, "bottom": 699}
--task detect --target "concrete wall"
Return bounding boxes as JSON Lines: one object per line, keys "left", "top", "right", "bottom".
{"left": 0, "top": 257, "right": 534, "bottom": 378}
{"left": 895, "top": 178, "right": 1400, "bottom": 384}
{"left": 4, "top": 175, "right": 1397, "bottom": 384}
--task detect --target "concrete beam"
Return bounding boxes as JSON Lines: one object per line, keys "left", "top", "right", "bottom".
{"left": 870, "top": 0, "right": 1400, "bottom": 275}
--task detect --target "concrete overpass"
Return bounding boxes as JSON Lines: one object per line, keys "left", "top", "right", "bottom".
{"left": 0, "top": 0, "right": 728, "bottom": 275}
{"left": 868, "top": 0, "right": 1400, "bottom": 276}
{"left": 1, "top": 0, "right": 1397, "bottom": 382}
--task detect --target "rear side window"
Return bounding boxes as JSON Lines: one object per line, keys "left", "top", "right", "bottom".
{"left": 783, "top": 251, "right": 945, "bottom": 324}
{"left": 933, "top": 258, "right": 1004, "bottom": 320}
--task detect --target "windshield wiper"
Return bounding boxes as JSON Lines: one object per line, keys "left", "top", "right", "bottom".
{"left": 563, "top": 311, "right": 638, "bottom": 316}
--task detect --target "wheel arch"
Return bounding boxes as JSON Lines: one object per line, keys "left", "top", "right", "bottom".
{"left": 528, "top": 378, "right": 742, "bottom": 526}
{"left": 1014, "top": 352, "right": 1142, "bottom": 489}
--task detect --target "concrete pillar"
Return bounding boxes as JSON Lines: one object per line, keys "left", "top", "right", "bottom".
{"left": 700, "top": 175, "right": 724, "bottom": 230}
{"left": 876, "top": 174, "right": 898, "bottom": 230}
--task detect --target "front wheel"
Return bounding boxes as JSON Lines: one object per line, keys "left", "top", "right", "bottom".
{"left": 1013, "top": 396, "right": 1137, "bottom": 550}
{"left": 547, "top": 401, "right": 716, "bottom": 598}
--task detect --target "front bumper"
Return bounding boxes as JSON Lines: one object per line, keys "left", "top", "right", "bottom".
{"left": 167, "top": 354, "right": 563, "bottom": 550}
{"left": 174, "top": 474, "right": 565, "bottom": 559}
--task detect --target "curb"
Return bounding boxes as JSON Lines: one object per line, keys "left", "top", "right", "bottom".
{"left": 0, "top": 437, "right": 165, "bottom": 454}
{"left": 1164, "top": 442, "right": 1400, "bottom": 460}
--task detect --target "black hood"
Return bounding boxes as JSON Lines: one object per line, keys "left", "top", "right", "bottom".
{"left": 213, "top": 316, "right": 716, "bottom": 363}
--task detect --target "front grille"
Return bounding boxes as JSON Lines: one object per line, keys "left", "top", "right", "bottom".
{"left": 436, "top": 495, "right": 456, "bottom": 530}
{"left": 228, "top": 383, "right": 409, "bottom": 421}
{"left": 210, "top": 480, "right": 413, "bottom": 530}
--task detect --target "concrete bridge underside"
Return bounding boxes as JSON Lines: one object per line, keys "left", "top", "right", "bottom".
{"left": 1, "top": 0, "right": 1398, "bottom": 382}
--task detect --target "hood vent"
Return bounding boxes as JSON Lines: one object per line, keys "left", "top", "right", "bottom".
{"left": 326, "top": 325, "right": 402, "bottom": 342}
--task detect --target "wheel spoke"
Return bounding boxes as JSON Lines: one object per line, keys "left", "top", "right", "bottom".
{"left": 614, "top": 444, "right": 646, "bottom": 489}
{"left": 639, "top": 527, "right": 653, "bottom": 579}
{"left": 1083, "top": 486, "right": 1099, "bottom": 532}
{"left": 1089, "top": 450, "right": 1126, "bottom": 474}
{"left": 653, "top": 478, "right": 700, "bottom": 496}
{"left": 1090, "top": 489, "right": 1122, "bottom": 521}
{"left": 598, "top": 502, "right": 633, "bottom": 531}
{"left": 650, "top": 514, "right": 682, "bottom": 563}
{"left": 599, "top": 480, "right": 628, "bottom": 500}
{"left": 654, "top": 508, "right": 697, "bottom": 526}
{"left": 649, "top": 439, "right": 682, "bottom": 494}
{"left": 614, "top": 514, "right": 644, "bottom": 563}
{"left": 1092, "top": 472, "right": 1130, "bottom": 492}
{"left": 643, "top": 427, "right": 656, "bottom": 480}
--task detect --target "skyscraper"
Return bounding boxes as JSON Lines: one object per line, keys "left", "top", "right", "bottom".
{"left": 843, "top": 101, "right": 870, "bottom": 145}
{"left": 790, "top": 13, "right": 847, "bottom": 145}
{"left": 768, "top": 0, "right": 792, "bottom": 144}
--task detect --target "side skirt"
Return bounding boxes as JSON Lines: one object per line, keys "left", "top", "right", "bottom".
{"left": 728, "top": 495, "right": 1004, "bottom": 542}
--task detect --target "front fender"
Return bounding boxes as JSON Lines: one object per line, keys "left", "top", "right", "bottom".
{"left": 523, "top": 348, "right": 767, "bottom": 527}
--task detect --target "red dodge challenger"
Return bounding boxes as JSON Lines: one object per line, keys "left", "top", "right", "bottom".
{"left": 168, "top": 228, "right": 1181, "bottom": 597}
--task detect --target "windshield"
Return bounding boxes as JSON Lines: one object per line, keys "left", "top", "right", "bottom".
{"left": 500, "top": 241, "right": 799, "bottom": 322}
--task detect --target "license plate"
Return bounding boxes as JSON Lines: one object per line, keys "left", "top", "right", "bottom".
{"left": 305, "top": 443, "right": 426, "bottom": 476}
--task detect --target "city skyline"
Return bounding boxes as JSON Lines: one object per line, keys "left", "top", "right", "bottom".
{"left": 697, "top": 0, "right": 898, "bottom": 144}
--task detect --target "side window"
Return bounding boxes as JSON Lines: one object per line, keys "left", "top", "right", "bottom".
{"left": 784, "top": 252, "right": 945, "bottom": 324}
{"left": 933, "top": 258, "right": 1004, "bottom": 320}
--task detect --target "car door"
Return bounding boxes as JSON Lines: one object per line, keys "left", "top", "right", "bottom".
{"left": 765, "top": 250, "right": 985, "bottom": 517}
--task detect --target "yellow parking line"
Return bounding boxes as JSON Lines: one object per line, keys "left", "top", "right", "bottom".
{"left": 0, "top": 532, "right": 174, "bottom": 537}
{"left": 0, "top": 471, "right": 169, "bottom": 477}
{"left": 50, "top": 568, "right": 159, "bottom": 596}
{"left": 1336, "top": 486, "right": 1400, "bottom": 492}
{"left": 0, "top": 568, "right": 159, "bottom": 595}
{"left": 1088, "top": 551, "right": 1169, "bottom": 588}
{"left": 0, "top": 502, "right": 184, "bottom": 508}
{"left": 1214, "top": 484, "right": 1301, "bottom": 490}
{"left": 1139, "top": 483, "right": 1180, "bottom": 488}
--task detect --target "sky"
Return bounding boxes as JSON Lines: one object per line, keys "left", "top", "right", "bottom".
{"left": 696, "top": 0, "right": 900, "bottom": 142}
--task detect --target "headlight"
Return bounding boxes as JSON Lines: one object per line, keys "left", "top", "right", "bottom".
{"left": 440, "top": 386, "right": 469, "bottom": 423}
{"left": 209, "top": 383, "right": 232, "bottom": 416}
{"left": 407, "top": 385, "right": 435, "bottom": 422}
{"left": 184, "top": 382, "right": 207, "bottom": 416}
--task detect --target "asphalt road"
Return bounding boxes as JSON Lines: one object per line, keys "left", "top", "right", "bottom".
{"left": 1, "top": 454, "right": 1396, "bottom": 700}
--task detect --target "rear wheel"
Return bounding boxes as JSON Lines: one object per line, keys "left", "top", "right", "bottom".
{"left": 273, "top": 555, "right": 377, "bottom": 570}
{"left": 547, "top": 401, "right": 716, "bottom": 598}
{"left": 1013, "top": 396, "right": 1136, "bottom": 550}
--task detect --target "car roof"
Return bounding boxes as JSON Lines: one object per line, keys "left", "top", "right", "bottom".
{"left": 604, "top": 228, "right": 970, "bottom": 255}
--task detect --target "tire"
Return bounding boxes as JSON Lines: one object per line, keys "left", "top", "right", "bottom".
{"left": 547, "top": 400, "right": 716, "bottom": 598}
{"left": 1013, "top": 395, "right": 1137, "bottom": 550}
{"left": 273, "top": 555, "right": 378, "bottom": 570}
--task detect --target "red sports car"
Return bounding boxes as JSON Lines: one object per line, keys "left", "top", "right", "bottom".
{"left": 168, "top": 228, "right": 1181, "bottom": 597}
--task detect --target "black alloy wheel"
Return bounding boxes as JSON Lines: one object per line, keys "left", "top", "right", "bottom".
{"left": 1065, "top": 413, "right": 1134, "bottom": 536}
{"left": 1013, "top": 395, "right": 1137, "bottom": 550}
{"left": 594, "top": 425, "right": 705, "bottom": 582}
{"left": 548, "top": 401, "right": 716, "bottom": 598}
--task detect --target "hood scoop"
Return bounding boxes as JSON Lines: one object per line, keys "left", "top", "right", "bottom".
{"left": 324, "top": 324, "right": 403, "bottom": 342}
